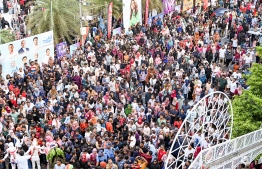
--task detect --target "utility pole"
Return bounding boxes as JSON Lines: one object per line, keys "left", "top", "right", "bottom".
{"left": 79, "top": 0, "right": 84, "bottom": 47}
{"left": 51, "top": 0, "right": 53, "bottom": 30}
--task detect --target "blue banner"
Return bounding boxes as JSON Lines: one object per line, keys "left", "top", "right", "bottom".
{"left": 0, "top": 31, "right": 54, "bottom": 77}
{"left": 69, "top": 43, "right": 80, "bottom": 56}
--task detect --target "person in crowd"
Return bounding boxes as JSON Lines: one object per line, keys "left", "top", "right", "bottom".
{"left": 0, "top": 1, "right": 258, "bottom": 168}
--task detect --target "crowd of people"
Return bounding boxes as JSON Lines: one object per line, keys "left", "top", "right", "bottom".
{"left": 0, "top": 0, "right": 261, "bottom": 168}
{"left": 0, "top": 0, "right": 32, "bottom": 40}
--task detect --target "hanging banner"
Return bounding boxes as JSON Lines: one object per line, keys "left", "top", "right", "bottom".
{"left": 70, "top": 43, "right": 80, "bottom": 56}
{"left": 0, "top": 31, "right": 54, "bottom": 77}
{"left": 148, "top": 13, "right": 164, "bottom": 26}
{"left": 145, "top": 0, "right": 150, "bottom": 25}
{"left": 163, "top": 0, "right": 176, "bottom": 14}
{"left": 195, "top": 0, "right": 202, "bottom": 6}
{"left": 203, "top": 0, "right": 208, "bottom": 10}
{"left": 56, "top": 42, "right": 67, "bottom": 59}
{"left": 80, "top": 27, "right": 90, "bottom": 45}
{"left": 182, "top": 0, "right": 193, "bottom": 11}
{"left": 113, "top": 27, "right": 122, "bottom": 36}
{"left": 107, "top": 2, "right": 113, "bottom": 39}
{"left": 122, "top": 0, "right": 142, "bottom": 32}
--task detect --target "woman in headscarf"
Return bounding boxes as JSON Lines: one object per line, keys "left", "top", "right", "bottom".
{"left": 72, "top": 72, "right": 82, "bottom": 90}
{"left": 146, "top": 65, "right": 157, "bottom": 84}
{"left": 48, "top": 85, "right": 58, "bottom": 98}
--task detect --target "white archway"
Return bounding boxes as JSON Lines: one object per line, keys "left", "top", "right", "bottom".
{"left": 165, "top": 92, "right": 233, "bottom": 169}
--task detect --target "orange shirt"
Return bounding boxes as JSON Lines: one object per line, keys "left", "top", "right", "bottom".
{"left": 106, "top": 122, "right": 113, "bottom": 133}
{"left": 91, "top": 116, "right": 98, "bottom": 125}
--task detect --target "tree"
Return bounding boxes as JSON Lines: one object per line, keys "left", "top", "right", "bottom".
{"left": 90, "top": 0, "right": 123, "bottom": 19}
{"left": 141, "top": 0, "right": 163, "bottom": 13}
{"left": 91, "top": 0, "right": 163, "bottom": 21}
{"left": 232, "top": 46, "right": 262, "bottom": 138}
{"left": 26, "top": 0, "right": 81, "bottom": 44}
{"left": 0, "top": 30, "right": 16, "bottom": 44}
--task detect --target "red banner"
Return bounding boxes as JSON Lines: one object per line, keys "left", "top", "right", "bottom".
{"left": 107, "top": 2, "right": 113, "bottom": 39}
{"left": 203, "top": 0, "right": 208, "bottom": 10}
{"left": 145, "top": 0, "right": 150, "bottom": 25}
{"left": 80, "top": 27, "right": 90, "bottom": 46}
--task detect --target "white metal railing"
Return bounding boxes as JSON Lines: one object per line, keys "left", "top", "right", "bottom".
{"left": 189, "top": 128, "right": 262, "bottom": 169}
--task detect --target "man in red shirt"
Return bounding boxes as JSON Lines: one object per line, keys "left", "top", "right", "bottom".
{"left": 139, "top": 149, "right": 152, "bottom": 166}
{"left": 157, "top": 144, "right": 166, "bottom": 165}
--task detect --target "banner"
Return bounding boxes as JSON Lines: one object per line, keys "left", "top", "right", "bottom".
{"left": 122, "top": 0, "right": 142, "bottom": 32}
{"left": 70, "top": 43, "right": 80, "bottom": 56}
{"left": 195, "top": 0, "right": 202, "bottom": 6}
{"left": 113, "top": 27, "right": 122, "bottom": 36}
{"left": 0, "top": 31, "right": 54, "bottom": 77}
{"left": 56, "top": 42, "right": 67, "bottom": 59}
{"left": 145, "top": 0, "right": 150, "bottom": 25}
{"left": 80, "top": 27, "right": 90, "bottom": 46}
{"left": 163, "top": 0, "right": 176, "bottom": 14}
{"left": 182, "top": 0, "right": 193, "bottom": 11}
{"left": 148, "top": 13, "right": 164, "bottom": 26}
{"left": 108, "top": 2, "right": 113, "bottom": 39}
{"left": 203, "top": 0, "right": 208, "bottom": 9}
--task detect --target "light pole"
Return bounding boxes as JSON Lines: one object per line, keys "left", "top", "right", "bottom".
{"left": 79, "top": 0, "right": 84, "bottom": 47}
{"left": 51, "top": 0, "right": 53, "bottom": 30}
{"left": 79, "top": 0, "right": 82, "bottom": 28}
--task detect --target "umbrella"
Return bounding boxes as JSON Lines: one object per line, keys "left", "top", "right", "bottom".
{"left": 214, "top": 8, "right": 229, "bottom": 17}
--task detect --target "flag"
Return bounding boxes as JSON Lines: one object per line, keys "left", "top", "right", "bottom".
{"left": 107, "top": 2, "right": 113, "bottom": 39}
{"left": 145, "top": 0, "right": 150, "bottom": 25}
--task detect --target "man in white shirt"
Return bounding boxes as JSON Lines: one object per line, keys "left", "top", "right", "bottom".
{"left": 17, "top": 95, "right": 26, "bottom": 105}
{"left": 244, "top": 53, "right": 252, "bottom": 67}
{"left": 14, "top": 150, "right": 33, "bottom": 169}
{"left": 25, "top": 101, "right": 34, "bottom": 112}
{"left": 219, "top": 46, "right": 226, "bottom": 65}
{"left": 232, "top": 69, "right": 242, "bottom": 79}
{"left": 54, "top": 159, "right": 66, "bottom": 169}
{"left": 82, "top": 63, "right": 90, "bottom": 74}
{"left": 230, "top": 78, "right": 237, "bottom": 95}
{"left": 108, "top": 77, "right": 116, "bottom": 92}
{"left": 184, "top": 144, "right": 195, "bottom": 158}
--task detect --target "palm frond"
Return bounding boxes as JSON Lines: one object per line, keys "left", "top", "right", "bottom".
{"left": 0, "top": 30, "right": 16, "bottom": 44}
{"left": 142, "top": 0, "right": 163, "bottom": 13}
{"left": 88, "top": 0, "right": 123, "bottom": 19}
{"left": 26, "top": 0, "right": 80, "bottom": 44}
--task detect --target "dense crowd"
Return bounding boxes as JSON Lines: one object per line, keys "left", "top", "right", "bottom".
{"left": 0, "top": 0, "right": 261, "bottom": 169}
{"left": 0, "top": 0, "right": 32, "bottom": 40}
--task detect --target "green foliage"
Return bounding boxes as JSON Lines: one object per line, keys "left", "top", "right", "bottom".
{"left": 0, "top": 30, "right": 16, "bottom": 44}
{"left": 90, "top": 0, "right": 123, "bottom": 19}
{"left": 141, "top": 0, "right": 163, "bottom": 13}
{"left": 47, "top": 148, "right": 65, "bottom": 168}
{"left": 232, "top": 46, "right": 262, "bottom": 138}
{"left": 91, "top": 0, "right": 163, "bottom": 20}
{"left": 26, "top": 0, "right": 81, "bottom": 44}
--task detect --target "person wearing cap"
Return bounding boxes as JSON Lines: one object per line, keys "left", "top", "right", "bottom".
{"left": 104, "top": 142, "right": 115, "bottom": 162}
{"left": 97, "top": 149, "right": 108, "bottom": 165}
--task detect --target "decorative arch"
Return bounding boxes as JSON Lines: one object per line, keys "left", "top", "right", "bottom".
{"left": 165, "top": 92, "right": 233, "bottom": 169}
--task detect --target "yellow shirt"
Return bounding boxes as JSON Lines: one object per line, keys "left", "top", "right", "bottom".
{"left": 137, "top": 159, "right": 147, "bottom": 169}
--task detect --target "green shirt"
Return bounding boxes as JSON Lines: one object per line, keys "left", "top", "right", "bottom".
{"left": 10, "top": 112, "right": 19, "bottom": 124}
{"left": 219, "top": 78, "right": 227, "bottom": 89}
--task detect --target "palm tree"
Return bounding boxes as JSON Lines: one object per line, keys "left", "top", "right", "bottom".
{"left": 26, "top": 0, "right": 81, "bottom": 44}
{"left": 0, "top": 29, "right": 16, "bottom": 44}
{"left": 91, "top": 0, "right": 162, "bottom": 21}
{"left": 142, "top": 0, "right": 163, "bottom": 13}
{"left": 87, "top": 0, "right": 123, "bottom": 19}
